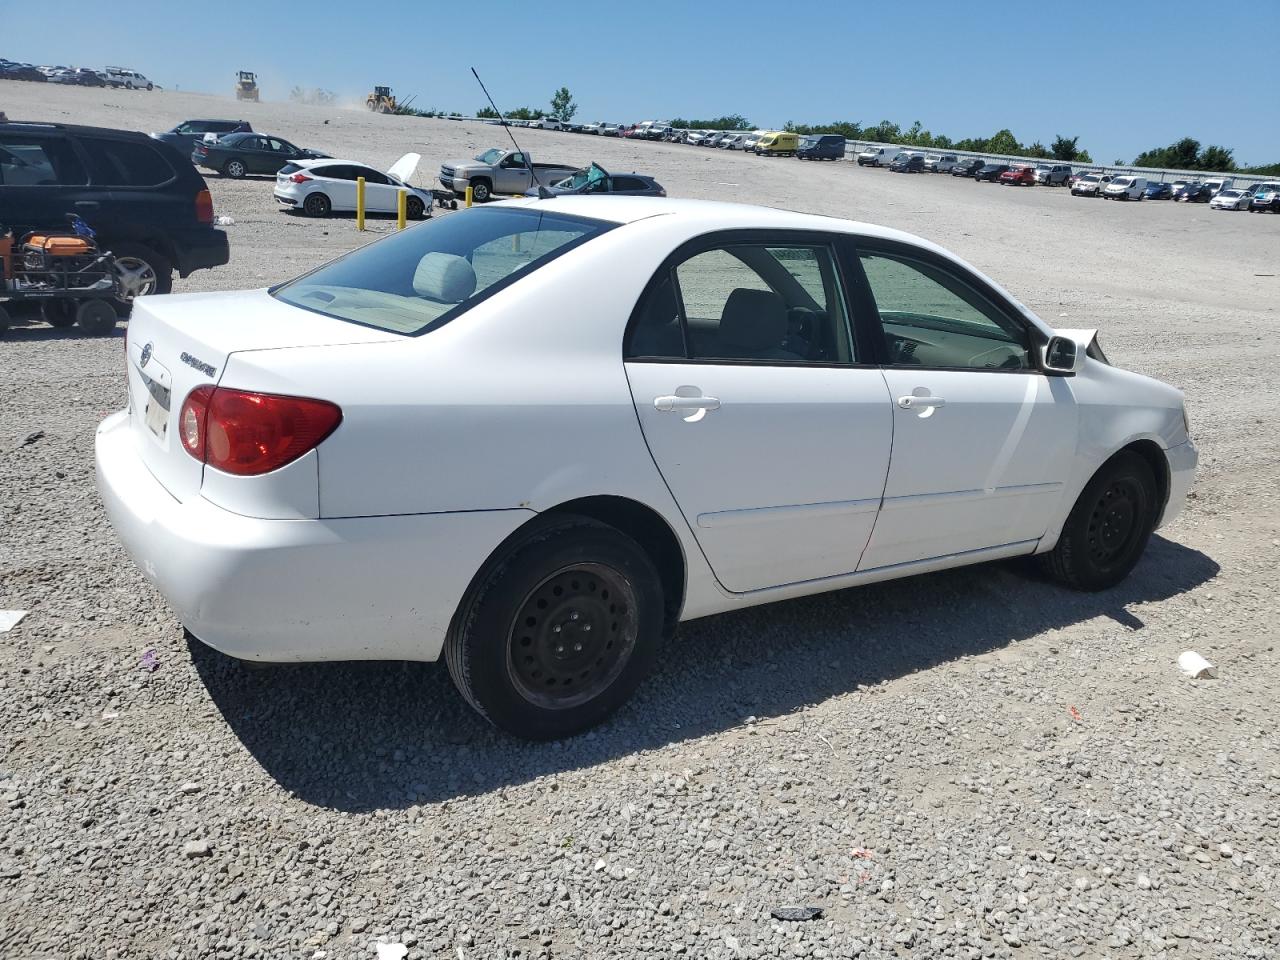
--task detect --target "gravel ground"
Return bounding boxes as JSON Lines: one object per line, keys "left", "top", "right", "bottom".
{"left": 1, "top": 85, "right": 1279, "bottom": 960}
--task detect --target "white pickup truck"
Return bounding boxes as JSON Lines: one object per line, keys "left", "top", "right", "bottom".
{"left": 438, "top": 148, "right": 578, "bottom": 202}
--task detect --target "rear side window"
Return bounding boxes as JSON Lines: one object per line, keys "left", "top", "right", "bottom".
{"left": 0, "top": 135, "right": 88, "bottom": 186}
{"left": 79, "top": 137, "right": 174, "bottom": 187}
{"left": 274, "top": 207, "right": 613, "bottom": 335}
{"left": 612, "top": 176, "right": 648, "bottom": 191}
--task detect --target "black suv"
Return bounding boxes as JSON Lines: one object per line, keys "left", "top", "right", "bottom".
{"left": 0, "top": 122, "right": 229, "bottom": 309}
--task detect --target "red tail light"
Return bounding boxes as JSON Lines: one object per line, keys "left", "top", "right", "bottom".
{"left": 179, "top": 386, "right": 342, "bottom": 476}
{"left": 289, "top": 173, "right": 312, "bottom": 183}
{"left": 195, "top": 189, "right": 214, "bottom": 224}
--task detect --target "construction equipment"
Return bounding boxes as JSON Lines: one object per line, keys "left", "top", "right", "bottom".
{"left": 0, "top": 214, "right": 120, "bottom": 337}
{"left": 366, "top": 86, "right": 396, "bottom": 114}
{"left": 235, "top": 71, "right": 259, "bottom": 102}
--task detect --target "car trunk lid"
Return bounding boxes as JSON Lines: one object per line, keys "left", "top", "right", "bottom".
{"left": 124, "top": 288, "right": 399, "bottom": 502}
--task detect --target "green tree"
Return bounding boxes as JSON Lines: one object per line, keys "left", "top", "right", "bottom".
{"left": 549, "top": 86, "right": 578, "bottom": 121}
{"left": 1026, "top": 141, "right": 1051, "bottom": 159}
{"left": 671, "top": 114, "right": 752, "bottom": 130}
{"left": 1198, "top": 145, "right": 1235, "bottom": 172}
{"left": 986, "top": 129, "right": 1021, "bottom": 155}
{"left": 1051, "top": 135, "right": 1081, "bottom": 161}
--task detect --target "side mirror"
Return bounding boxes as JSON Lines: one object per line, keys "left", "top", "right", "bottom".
{"left": 1042, "top": 336, "right": 1082, "bottom": 375}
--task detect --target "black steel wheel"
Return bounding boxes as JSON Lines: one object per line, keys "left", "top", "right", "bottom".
{"left": 445, "top": 516, "right": 666, "bottom": 739}
{"left": 1039, "top": 451, "right": 1159, "bottom": 591}
{"left": 406, "top": 196, "right": 425, "bottom": 220}
{"left": 76, "top": 299, "right": 118, "bottom": 336}
{"left": 506, "top": 562, "right": 639, "bottom": 711}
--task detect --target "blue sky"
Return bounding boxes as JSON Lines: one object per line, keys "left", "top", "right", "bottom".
{"left": 4, "top": 0, "right": 1276, "bottom": 164}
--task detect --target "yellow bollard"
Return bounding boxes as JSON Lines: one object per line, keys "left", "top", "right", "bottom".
{"left": 356, "top": 176, "right": 366, "bottom": 231}
{"left": 397, "top": 189, "right": 407, "bottom": 230}
{"left": 465, "top": 185, "right": 473, "bottom": 208}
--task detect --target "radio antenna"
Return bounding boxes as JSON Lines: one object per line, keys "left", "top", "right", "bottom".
{"left": 471, "top": 67, "right": 553, "bottom": 200}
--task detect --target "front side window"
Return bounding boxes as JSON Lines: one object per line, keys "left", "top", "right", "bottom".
{"left": 858, "top": 252, "right": 1031, "bottom": 370}
{"left": 0, "top": 135, "right": 87, "bottom": 186}
{"left": 274, "top": 208, "right": 612, "bottom": 335}
{"left": 626, "top": 242, "right": 854, "bottom": 364}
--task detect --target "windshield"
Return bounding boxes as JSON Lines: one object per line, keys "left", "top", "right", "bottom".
{"left": 274, "top": 208, "right": 614, "bottom": 335}
{"left": 475, "top": 148, "right": 504, "bottom": 164}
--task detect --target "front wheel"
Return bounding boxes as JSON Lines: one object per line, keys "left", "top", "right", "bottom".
{"left": 1039, "top": 451, "right": 1159, "bottom": 591}
{"left": 470, "top": 179, "right": 492, "bottom": 202}
{"left": 406, "top": 196, "right": 425, "bottom": 220}
{"left": 445, "top": 516, "right": 665, "bottom": 739}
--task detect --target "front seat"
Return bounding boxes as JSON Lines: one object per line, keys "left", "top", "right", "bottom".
{"left": 718, "top": 288, "right": 802, "bottom": 361}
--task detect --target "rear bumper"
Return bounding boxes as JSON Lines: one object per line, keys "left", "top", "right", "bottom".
{"left": 95, "top": 411, "right": 533, "bottom": 662}
{"left": 1159, "top": 439, "right": 1198, "bottom": 528}
{"left": 170, "top": 227, "right": 229, "bottom": 277}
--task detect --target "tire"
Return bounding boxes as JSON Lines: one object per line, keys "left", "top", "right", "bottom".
{"left": 1038, "top": 451, "right": 1159, "bottom": 591}
{"left": 145, "top": 83, "right": 153, "bottom": 91}
{"left": 0, "top": 303, "right": 9, "bottom": 337}
{"left": 111, "top": 242, "right": 172, "bottom": 315}
{"left": 470, "top": 179, "right": 492, "bottom": 202}
{"left": 302, "top": 192, "right": 331, "bottom": 217}
{"left": 406, "top": 196, "right": 425, "bottom": 220}
{"left": 445, "top": 516, "right": 665, "bottom": 740}
{"left": 223, "top": 158, "right": 247, "bottom": 179}
{"left": 41, "top": 300, "right": 77, "bottom": 328}
{"left": 76, "top": 299, "right": 118, "bottom": 336}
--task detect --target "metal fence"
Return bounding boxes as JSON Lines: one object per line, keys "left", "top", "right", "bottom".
{"left": 841, "top": 140, "right": 1275, "bottom": 188}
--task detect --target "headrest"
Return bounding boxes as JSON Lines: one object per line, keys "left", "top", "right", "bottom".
{"left": 413, "top": 253, "right": 477, "bottom": 303}
{"left": 719, "top": 288, "right": 787, "bottom": 350}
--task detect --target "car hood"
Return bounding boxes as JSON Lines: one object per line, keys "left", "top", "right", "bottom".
{"left": 387, "top": 152, "right": 420, "bottom": 182}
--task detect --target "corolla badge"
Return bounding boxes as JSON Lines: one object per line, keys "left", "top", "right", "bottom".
{"left": 140, "top": 342, "right": 153, "bottom": 368}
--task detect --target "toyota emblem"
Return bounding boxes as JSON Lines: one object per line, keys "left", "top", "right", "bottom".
{"left": 140, "top": 342, "right": 153, "bottom": 368}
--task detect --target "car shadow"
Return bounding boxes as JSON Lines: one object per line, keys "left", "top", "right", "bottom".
{"left": 191, "top": 535, "right": 1218, "bottom": 812}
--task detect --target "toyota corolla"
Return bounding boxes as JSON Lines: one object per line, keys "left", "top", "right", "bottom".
{"left": 96, "top": 198, "right": 1197, "bottom": 739}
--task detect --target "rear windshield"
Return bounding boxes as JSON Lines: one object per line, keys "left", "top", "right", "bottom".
{"left": 273, "top": 207, "right": 614, "bottom": 335}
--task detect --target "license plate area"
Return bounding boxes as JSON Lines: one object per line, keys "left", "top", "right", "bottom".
{"left": 142, "top": 375, "right": 171, "bottom": 439}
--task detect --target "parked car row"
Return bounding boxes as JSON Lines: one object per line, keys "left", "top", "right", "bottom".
{"left": 0, "top": 59, "right": 155, "bottom": 89}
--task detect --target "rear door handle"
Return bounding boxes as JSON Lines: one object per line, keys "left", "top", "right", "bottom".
{"left": 897, "top": 395, "right": 945, "bottom": 409}
{"left": 654, "top": 395, "right": 721, "bottom": 412}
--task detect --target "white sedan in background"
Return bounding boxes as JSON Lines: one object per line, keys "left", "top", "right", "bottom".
{"left": 273, "top": 153, "right": 431, "bottom": 218}
{"left": 96, "top": 198, "right": 1196, "bottom": 739}
{"left": 1209, "top": 188, "right": 1251, "bottom": 211}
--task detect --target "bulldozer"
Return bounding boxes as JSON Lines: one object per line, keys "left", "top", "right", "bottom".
{"left": 366, "top": 85, "right": 396, "bottom": 113}
{"left": 235, "top": 71, "right": 259, "bottom": 102}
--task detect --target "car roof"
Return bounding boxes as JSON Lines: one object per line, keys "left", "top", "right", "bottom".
{"left": 498, "top": 196, "right": 940, "bottom": 244}
{"left": 0, "top": 121, "right": 153, "bottom": 141}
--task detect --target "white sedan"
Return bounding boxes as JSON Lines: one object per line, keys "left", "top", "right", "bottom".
{"left": 96, "top": 198, "right": 1197, "bottom": 739}
{"left": 273, "top": 153, "right": 431, "bottom": 218}
{"left": 1209, "top": 189, "right": 1250, "bottom": 211}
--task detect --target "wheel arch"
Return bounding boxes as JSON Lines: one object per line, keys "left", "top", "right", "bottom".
{"left": 1119, "top": 438, "right": 1171, "bottom": 523}
{"left": 452, "top": 496, "right": 688, "bottom": 638}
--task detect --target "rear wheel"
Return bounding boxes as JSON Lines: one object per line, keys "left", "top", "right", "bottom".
{"left": 302, "top": 192, "right": 331, "bottom": 217}
{"left": 0, "top": 303, "right": 10, "bottom": 337}
{"left": 445, "top": 516, "right": 665, "bottom": 739}
{"left": 41, "top": 300, "right": 77, "bottom": 328}
{"left": 111, "top": 242, "right": 172, "bottom": 316}
{"left": 1038, "top": 451, "right": 1159, "bottom": 591}
{"left": 224, "top": 158, "right": 247, "bottom": 179}
{"left": 76, "top": 299, "right": 118, "bottom": 336}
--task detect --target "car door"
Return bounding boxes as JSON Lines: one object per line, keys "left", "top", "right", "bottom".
{"left": 849, "top": 241, "right": 1078, "bottom": 571}
{"left": 496, "top": 152, "right": 529, "bottom": 194}
{"left": 0, "top": 131, "right": 95, "bottom": 229}
{"left": 624, "top": 233, "right": 894, "bottom": 593}
{"left": 262, "top": 138, "right": 297, "bottom": 175}
{"left": 312, "top": 164, "right": 357, "bottom": 210}
{"left": 351, "top": 166, "right": 397, "bottom": 211}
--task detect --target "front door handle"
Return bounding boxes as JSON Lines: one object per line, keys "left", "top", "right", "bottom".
{"left": 654, "top": 395, "right": 721, "bottom": 413}
{"left": 897, "top": 395, "right": 945, "bottom": 410}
